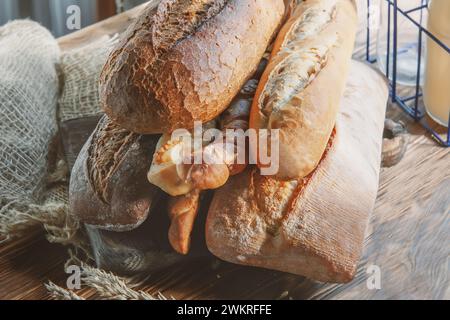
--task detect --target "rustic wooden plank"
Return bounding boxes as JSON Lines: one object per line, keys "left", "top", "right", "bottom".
{"left": 123, "top": 131, "right": 449, "bottom": 300}
{"left": 0, "top": 230, "right": 67, "bottom": 300}
{"left": 0, "top": 0, "right": 448, "bottom": 300}
{"left": 299, "top": 134, "right": 450, "bottom": 300}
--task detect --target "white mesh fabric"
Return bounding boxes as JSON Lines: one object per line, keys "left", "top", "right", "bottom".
{"left": 0, "top": 20, "right": 60, "bottom": 202}
{"left": 0, "top": 23, "right": 119, "bottom": 244}
{"left": 58, "top": 35, "right": 119, "bottom": 123}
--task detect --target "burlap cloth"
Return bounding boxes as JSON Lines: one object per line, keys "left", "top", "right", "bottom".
{"left": 0, "top": 20, "right": 166, "bottom": 300}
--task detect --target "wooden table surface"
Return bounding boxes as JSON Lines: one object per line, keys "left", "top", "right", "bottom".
{"left": 0, "top": 1, "right": 449, "bottom": 300}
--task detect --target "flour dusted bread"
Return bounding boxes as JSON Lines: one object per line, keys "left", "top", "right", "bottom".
{"left": 250, "top": 0, "right": 358, "bottom": 180}
{"left": 100, "top": 0, "right": 285, "bottom": 134}
{"left": 206, "top": 61, "right": 388, "bottom": 283}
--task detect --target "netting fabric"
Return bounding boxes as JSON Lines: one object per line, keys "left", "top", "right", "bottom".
{"left": 58, "top": 35, "right": 119, "bottom": 122}
{"left": 0, "top": 20, "right": 60, "bottom": 203}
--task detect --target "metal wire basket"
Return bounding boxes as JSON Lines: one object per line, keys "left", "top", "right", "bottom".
{"left": 366, "top": 0, "right": 450, "bottom": 147}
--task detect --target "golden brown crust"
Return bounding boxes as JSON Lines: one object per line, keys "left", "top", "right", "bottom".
{"left": 250, "top": 0, "right": 358, "bottom": 180}
{"left": 168, "top": 189, "right": 201, "bottom": 255}
{"left": 206, "top": 61, "right": 389, "bottom": 283}
{"left": 100, "top": 0, "right": 285, "bottom": 134}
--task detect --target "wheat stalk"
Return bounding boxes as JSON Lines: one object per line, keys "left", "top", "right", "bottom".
{"left": 80, "top": 265, "right": 165, "bottom": 300}
{"left": 45, "top": 282, "right": 85, "bottom": 300}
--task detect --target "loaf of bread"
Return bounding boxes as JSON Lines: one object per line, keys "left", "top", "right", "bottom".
{"left": 250, "top": 0, "right": 358, "bottom": 180}
{"left": 206, "top": 61, "right": 388, "bottom": 283}
{"left": 100, "top": 0, "right": 285, "bottom": 134}
{"left": 69, "top": 1, "right": 387, "bottom": 283}
{"left": 69, "top": 115, "right": 160, "bottom": 231}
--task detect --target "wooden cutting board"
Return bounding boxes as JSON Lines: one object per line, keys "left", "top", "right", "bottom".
{"left": 0, "top": 1, "right": 448, "bottom": 300}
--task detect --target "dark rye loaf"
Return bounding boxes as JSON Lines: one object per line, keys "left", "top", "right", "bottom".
{"left": 69, "top": 115, "right": 160, "bottom": 231}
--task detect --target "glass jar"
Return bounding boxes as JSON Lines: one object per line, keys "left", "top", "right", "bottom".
{"left": 423, "top": 0, "right": 450, "bottom": 127}
{"left": 376, "top": 0, "right": 428, "bottom": 86}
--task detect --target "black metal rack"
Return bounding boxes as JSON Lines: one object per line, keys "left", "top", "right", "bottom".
{"left": 366, "top": 0, "right": 450, "bottom": 147}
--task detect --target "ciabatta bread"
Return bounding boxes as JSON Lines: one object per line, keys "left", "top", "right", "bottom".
{"left": 250, "top": 0, "right": 358, "bottom": 180}
{"left": 100, "top": 0, "right": 285, "bottom": 134}
{"left": 206, "top": 61, "right": 388, "bottom": 283}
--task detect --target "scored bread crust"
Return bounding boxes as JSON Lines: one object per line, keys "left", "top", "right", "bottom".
{"left": 250, "top": 0, "right": 358, "bottom": 180}
{"left": 69, "top": 116, "right": 160, "bottom": 232}
{"left": 206, "top": 61, "right": 388, "bottom": 283}
{"left": 100, "top": 0, "right": 285, "bottom": 134}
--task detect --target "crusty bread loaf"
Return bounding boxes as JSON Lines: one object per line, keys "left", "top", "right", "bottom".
{"left": 69, "top": 115, "right": 161, "bottom": 231}
{"left": 250, "top": 0, "right": 358, "bottom": 180}
{"left": 100, "top": 0, "right": 285, "bottom": 134}
{"left": 206, "top": 61, "right": 388, "bottom": 283}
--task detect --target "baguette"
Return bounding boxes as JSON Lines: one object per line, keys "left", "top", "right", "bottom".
{"left": 206, "top": 61, "right": 388, "bottom": 283}
{"left": 250, "top": 0, "right": 358, "bottom": 180}
{"left": 100, "top": 0, "right": 285, "bottom": 134}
